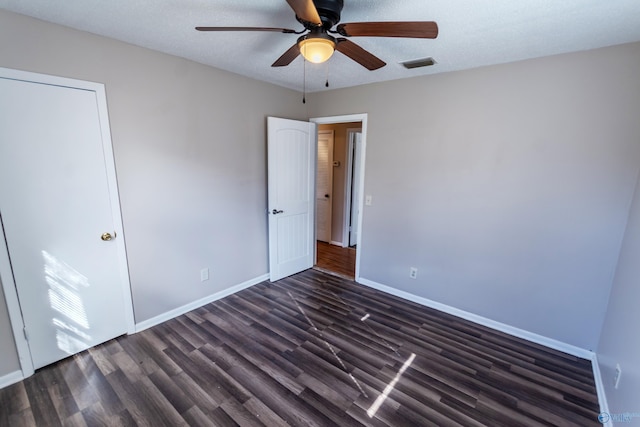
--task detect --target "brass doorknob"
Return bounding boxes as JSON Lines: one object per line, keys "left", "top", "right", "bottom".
{"left": 101, "top": 232, "right": 113, "bottom": 241}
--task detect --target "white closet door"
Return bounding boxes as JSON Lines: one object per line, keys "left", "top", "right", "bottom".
{"left": 0, "top": 74, "right": 132, "bottom": 369}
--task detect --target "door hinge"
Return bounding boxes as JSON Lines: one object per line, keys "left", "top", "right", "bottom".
{"left": 23, "top": 327, "right": 29, "bottom": 341}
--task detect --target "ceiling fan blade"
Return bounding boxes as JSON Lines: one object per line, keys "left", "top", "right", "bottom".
{"left": 337, "top": 21, "right": 439, "bottom": 39}
{"left": 285, "top": 0, "right": 322, "bottom": 25}
{"left": 272, "top": 43, "right": 301, "bottom": 67}
{"left": 335, "top": 39, "right": 386, "bottom": 71}
{"left": 196, "top": 26, "right": 297, "bottom": 33}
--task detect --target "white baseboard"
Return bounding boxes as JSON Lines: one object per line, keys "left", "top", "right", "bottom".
{"left": 329, "top": 240, "right": 344, "bottom": 247}
{"left": 0, "top": 370, "right": 24, "bottom": 389}
{"left": 591, "top": 354, "right": 612, "bottom": 427}
{"left": 357, "top": 277, "right": 593, "bottom": 360}
{"left": 135, "top": 274, "right": 269, "bottom": 333}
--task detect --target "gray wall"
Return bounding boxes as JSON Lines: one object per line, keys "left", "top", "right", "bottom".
{"left": 308, "top": 42, "right": 640, "bottom": 350}
{"left": 597, "top": 171, "right": 640, "bottom": 416}
{"left": 0, "top": 10, "right": 304, "bottom": 377}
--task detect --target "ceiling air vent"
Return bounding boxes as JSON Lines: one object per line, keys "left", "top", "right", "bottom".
{"left": 401, "top": 57, "right": 437, "bottom": 69}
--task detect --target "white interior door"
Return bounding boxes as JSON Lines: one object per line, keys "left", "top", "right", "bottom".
{"left": 316, "top": 130, "right": 334, "bottom": 243}
{"left": 0, "top": 72, "right": 133, "bottom": 370}
{"left": 267, "top": 117, "right": 316, "bottom": 282}
{"left": 350, "top": 132, "right": 363, "bottom": 247}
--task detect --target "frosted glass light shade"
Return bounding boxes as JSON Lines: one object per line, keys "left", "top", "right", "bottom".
{"left": 299, "top": 38, "right": 336, "bottom": 64}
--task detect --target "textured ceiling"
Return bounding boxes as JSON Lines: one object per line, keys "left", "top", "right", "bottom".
{"left": 2, "top": 0, "right": 640, "bottom": 93}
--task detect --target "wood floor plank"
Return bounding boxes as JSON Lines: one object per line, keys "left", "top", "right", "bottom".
{"left": 1, "top": 269, "right": 601, "bottom": 426}
{"left": 7, "top": 408, "right": 38, "bottom": 427}
{"left": 23, "top": 369, "right": 63, "bottom": 426}
{"left": 170, "top": 372, "right": 220, "bottom": 414}
{"left": 63, "top": 411, "right": 88, "bottom": 427}
{"left": 127, "top": 331, "right": 183, "bottom": 377}
{"left": 181, "top": 406, "right": 218, "bottom": 427}
{"left": 109, "top": 347, "right": 151, "bottom": 383}
{"left": 226, "top": 364, "right": 335, "bottom": 427}
{"left": 102, "top": 370, "right": 154, "bottom": 426}
{"left": 162, "top": 346, "right": 231, "bottom": 404}
{"left": 40, "top": 363, "right": 80, "bottom": 422}
{"left": 80, "top": 401, "right": 111, "bottom": 427}
{"left": 219, "top": 398, "right": 265, "bottom": 427}
{"left": 87, "top": 346, "right": 117, "bottom": 376}
{"left": 147, "top": 369, "right": 194, "bottom": 415}
{"left": 298, "top": 387, "right": 367, "bottom": 427}
{"left": 242, "top": 396, "right": 290, "bottom": 427}
{"left": 77, "top": 348, "right": 126, "bottom": 418}
{"left": 135, "top": 376, "right": 189, "bottom": 426}
{"left": 476, "top": 392, "right": 549, "bottom": 427}
{"left": 191, "top": 349, "right": 254, "bottom": 403}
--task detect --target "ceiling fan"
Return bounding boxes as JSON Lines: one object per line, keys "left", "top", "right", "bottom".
{"left": 196, "top": 0, "right": 438, "bottom": 71}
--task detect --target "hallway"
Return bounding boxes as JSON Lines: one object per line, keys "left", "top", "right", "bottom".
{"left": 314, "top": 241, "right": 356, "bottom": 280}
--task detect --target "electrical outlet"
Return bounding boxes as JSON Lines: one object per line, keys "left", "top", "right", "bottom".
{"left": 614, "top": 364, "right": 622, "bottom": 389}
{"left": 200, "top": 268, "right": 209, "bottom": 282}
{"left": 409, "top": 267, "right": 418, "bottom": 279}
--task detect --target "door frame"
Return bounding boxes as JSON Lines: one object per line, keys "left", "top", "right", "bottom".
{"left": 0, "top": 67, "right": 135, "bottom": 382}
{"left": 310, "top": 114, "right": 367, "bottom": 281}
{"left": 344, "top": 128, "right": 362, "bottom": 248}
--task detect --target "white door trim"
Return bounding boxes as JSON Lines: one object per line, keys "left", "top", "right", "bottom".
{"left": 0, "top": 67, "right": 135, "bottom": 380}
{"left": 0, "top": 219, "right": 33, "bottom": 377}
{"left": 344, "top": 128, "right": 361, "bottom": 248}
{"left": 310, "top": 114, "right": 367, "bottom": 281}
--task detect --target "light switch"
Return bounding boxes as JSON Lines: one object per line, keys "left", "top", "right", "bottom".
{"left": 365, "top": 195, "right": 372, "bottom": 206}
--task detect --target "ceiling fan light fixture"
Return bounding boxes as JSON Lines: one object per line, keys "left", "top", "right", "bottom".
{"left": 298, "top": 33, "right": 336, "bottom": 64}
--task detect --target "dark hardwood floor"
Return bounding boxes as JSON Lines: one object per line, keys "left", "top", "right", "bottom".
{"left": 315, "top": 241, "right": 356, "bottom": 279}
{"left": 0, "top": 269, "right": 600, "bottom": 426}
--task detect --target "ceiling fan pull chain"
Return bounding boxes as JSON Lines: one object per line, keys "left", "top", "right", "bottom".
{"left": 325, "top": 61, "right": 330, "bottom": 88}
{"left": 303, "top": 58, "right": 307, "bottom": 104}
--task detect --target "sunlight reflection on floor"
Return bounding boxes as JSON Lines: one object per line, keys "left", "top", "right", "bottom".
{"left": 287, "top": 290, "right": 369, "bottom": 398}
{"left": 367, "top": 352, "right": 416, "bottom": 418}
{"left": 319, "top": 289, "right": 416, "bottom": 418}
{"left": 287, "top": 285, "right": 420, "bottom": 419}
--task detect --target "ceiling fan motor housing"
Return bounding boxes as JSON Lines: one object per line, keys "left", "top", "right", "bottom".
{"left": 313, "top": 0, "right": 344, "bottom": 29}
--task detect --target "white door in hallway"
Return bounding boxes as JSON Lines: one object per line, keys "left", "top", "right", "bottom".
{"left": 0, "top": 70, "right": 133, "bottom": 370}
{"left": 349, "top": 131, "right": 363, "bottom": 247}
{"left": 267, "top": 117, "right": 316, "bottom": 282}
{"left": 316, "top": 130, "right": 334, "bottom": 243}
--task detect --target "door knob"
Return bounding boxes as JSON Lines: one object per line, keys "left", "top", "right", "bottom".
{"left": 101, "top": 232, "right": 113, "bottom": 241}
{"left": 272, "top": 209, "right": 284, "bottom": 215}
{"left": 325, "top": 194, "right": 330, "bottom": 198}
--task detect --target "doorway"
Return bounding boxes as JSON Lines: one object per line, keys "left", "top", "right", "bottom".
{"left": 310, "top": 115, "right": 367, "bottom": 280}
